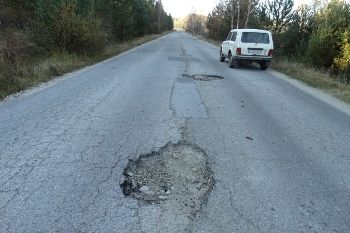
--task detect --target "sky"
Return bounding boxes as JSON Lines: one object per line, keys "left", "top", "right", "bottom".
{"left": 162, "top": 0, "right": 311, "bottom": 18}
{"left": 162, "top": 0, "right": 219, "bottom": 18}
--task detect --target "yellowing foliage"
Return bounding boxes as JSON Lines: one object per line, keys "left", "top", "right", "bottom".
{"left": 333, "top": 30, "right": 350, "bottom": 71}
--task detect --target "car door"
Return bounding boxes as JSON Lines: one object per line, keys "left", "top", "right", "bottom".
{"left": 228, "top": 31, "right": 237, "bottom": 55}
{"left": 222, "top": 31, "right": 233, "bottom": 55}
{"left": 240, "top": 31, "right": 272, "bottom": 56}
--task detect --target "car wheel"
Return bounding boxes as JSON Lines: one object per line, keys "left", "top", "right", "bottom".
{"left": 260, "top": 61, "right": 269, "bottom": 70}
{"left": 228, "top": 54, "right": 234, "bottom": 68}
{"left": 220, "top": 50, "right": 225, "bottom": 62}
{"left": 229, "top": 54, "right": 238, "bottom": 68}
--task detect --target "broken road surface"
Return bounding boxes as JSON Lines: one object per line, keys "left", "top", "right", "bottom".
{"left": 1, "top": 31, "right": 350, "bottom": 232}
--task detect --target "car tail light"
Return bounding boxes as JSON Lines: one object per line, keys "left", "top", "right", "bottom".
{"left": 236, "top": 48, "right": 241, "bottom": 55}
{"left": 268, "top": 49, "right": 273, "bottom": 56}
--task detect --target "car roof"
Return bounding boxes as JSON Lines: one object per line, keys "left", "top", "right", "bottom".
{"left": 230, "top": 29, "right": 271, "bottom": 33}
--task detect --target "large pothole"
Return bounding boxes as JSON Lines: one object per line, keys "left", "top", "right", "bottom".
{"left": 183, "top": 74, "right": 224, "bottom": 81}
{"left": 120, "top": 142, "right": 213, "bottom": 231}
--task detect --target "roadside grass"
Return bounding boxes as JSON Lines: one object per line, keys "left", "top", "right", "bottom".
{"left": 270, "top": 58, "right": 350, "bottom": 104}
{"left": 101, "top": 33, "right": 168, "bottom": 59}
{"left": 195, "top": 34, "right": 350, "bottom": 104}
{"left": 0, "top": 52, "right": 94, "bottom": 99}
{"left": 195, "top": 35, "right": 221, "bottom": 47}
{"left": 0, "top": 32, "right": 170, "bottom": 100}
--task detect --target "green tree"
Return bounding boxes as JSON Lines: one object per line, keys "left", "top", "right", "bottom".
{"left": 166, "top": 14, "right": 174, "bottom": 31}
{"left": 46, "top": 1, "right": 106, "bottom": 54}
{"left": 1, "top": 0, "right": 171, "bottom": 60}
{"left": 0, "top": 0, "right": 39, "bottom": 63}
{"left": 206, "top": 1, "right": 231, "bottom": 41}
{"left": 250, "top": 2, "right": 272, "bottom": 29}
{"left": 291, "top": 4, "right": 315, "bottom": 59}
{"left": 333, "top": 30, "right": 350, "bottom": 82}
{"left": 254, "top": 0, "right": 295, "bottom": 56}
{"left": 275, "top": 4, "right": 314, "bottom": 58}
{"left": 0, "top": 0, "right": 36, "bottom": 29}
{"left": 133, "top": 0, "right": 152, "bottom": 36}
{"left": 112, "top": 0, "right": 134, "bottom": 40}
{"left": 307, "top": 25, "right": 334, "bottom": 67}
{"left": 306, "top": 0, "right": 350, "bottom": 69}
{"left": 266, "top": 0, "right": 295, "bottom": 35}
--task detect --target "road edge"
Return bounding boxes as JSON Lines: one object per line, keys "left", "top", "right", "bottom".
{"left": 267, "top": 68, "right": 350, "bottom": 117}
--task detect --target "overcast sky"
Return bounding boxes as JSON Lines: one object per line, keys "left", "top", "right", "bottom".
{"left": 162, "top": 0, "right": 311, "bottom": 18}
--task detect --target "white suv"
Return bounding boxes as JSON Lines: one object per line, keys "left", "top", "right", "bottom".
{"left": 220, "top": 29, "right": 274, "bottom": 70}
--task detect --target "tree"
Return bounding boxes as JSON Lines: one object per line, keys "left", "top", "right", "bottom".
{"left": 48, "top": 1, "right": 106, "bottom": 54}
{"left": 333, "top": 30, "right": 350, "bottom": 82}
{"left": 291, "top": 4, "right": 315, "bottom": 59}
{"left": 206, "top": 0, "right": 261, "bottom": 41}
{"left": 266, "top": 0, "right": 295, "bottom": 35}
{"left": 0, "top": 0, "right": 36, "bottom": 29}
{"left": 206, "top": 1, "right": 231, "bottom": 41}
{"left": 253, "top": 0, "right": 295, "bottom": 56}
{"left": 244, "top": 0, "right": 255, "bottom": 28}
{"left": 166, "top": 14, "right": 174, "bottom": 31}
{"left": 1, "top": 0, "right": 172, "bottom": 59}
{"left": 225, "top": 0, "right": 259, "bottom": 29}
{"left": 306, "top": 0, "right": 350, "bottom": 68}
{"left": 152, "top": 0, "right": 165, "bottom": 33}
{"left": 185, "top": 13, "right": 206, "bottom": 35}
{"left": 269, "top": 3, "right": 315, "bottom": 57}
{"left": 250, "top": 2, "right": 272, "bottom": 29}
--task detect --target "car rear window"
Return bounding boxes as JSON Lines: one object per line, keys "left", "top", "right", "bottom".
{"left": 241, "top": 32, "right": 270, "bottom": 44}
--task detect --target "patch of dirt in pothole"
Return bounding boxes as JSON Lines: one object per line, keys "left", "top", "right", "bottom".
{"left": 183, "top": 74, "right": 224, "bottom": 81}
{"left": 120, "top": 142, "right": 213, "bottom": 230}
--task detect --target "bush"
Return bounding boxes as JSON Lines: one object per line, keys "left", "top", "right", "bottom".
{"left": 1, "top": 28, "right": 28, "bottom": 63}
{"left": 49, "top": 1, "right": 107, "bottom": 55}
{"left": 306, "top": 25, "right": 335, "bottom": 68}
{"left": 333, "top": 30, "right": 350, "bottom": 83}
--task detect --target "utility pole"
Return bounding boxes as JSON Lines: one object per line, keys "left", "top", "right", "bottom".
{"left": 158, "top": 1, "right": 162, "bottom": 33}
{"left": 191, "top": 6, "right": 196, "bottom": 33}
{"left": 231, "top": 0, "right": 234, "bottom": 29}
{"left": 237, "top": 0, "right": 240, "bottom": 29}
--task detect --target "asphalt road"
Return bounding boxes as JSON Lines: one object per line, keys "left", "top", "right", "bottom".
{"left": 1, "top": 31, "right": 350, "bottom": 232}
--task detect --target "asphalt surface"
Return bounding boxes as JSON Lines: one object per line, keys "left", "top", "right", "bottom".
{"left": 1, "top": 31, "right": 350, "bottom": 232}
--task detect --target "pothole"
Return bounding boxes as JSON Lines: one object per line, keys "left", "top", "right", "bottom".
{"left": 182, "top": 74, "right": 224, "bottom": 81}
{"left": 120, "top": 141, "right": 213, "bottom": 229}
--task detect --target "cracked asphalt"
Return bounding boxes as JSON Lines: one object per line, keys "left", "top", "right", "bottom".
{"left": 1, "top": 31, "right": 350, "bottom": 232}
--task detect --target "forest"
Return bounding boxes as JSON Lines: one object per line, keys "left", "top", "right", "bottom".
{"left": 0, "top": 0, "right": 173, "bottom": 59}
{"left": 185, "top": 0, "right": 350, "bottom": 82}
{"left": 0, "top": 0, "right": 173, "bottom": 98}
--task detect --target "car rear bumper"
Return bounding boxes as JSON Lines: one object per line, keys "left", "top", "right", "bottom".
{"left": 233, "top": 55, "right": 273, "bottom": 61}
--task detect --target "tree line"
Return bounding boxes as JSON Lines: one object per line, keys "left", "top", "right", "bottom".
{"left": 0, "top": 0, "right": 173, "bottom": 61}
{"left": 200, "top": 0, "right": 350, "bottom": 82}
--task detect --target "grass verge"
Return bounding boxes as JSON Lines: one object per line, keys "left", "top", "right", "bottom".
{"left": 270, "top": 58, "right": 350, "bottom": 104}
{"left": 0, "top": 31, "right": 171, "bottom": 100}
{"left": 196, "top": 34, "right": 350, "bottom": 105}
